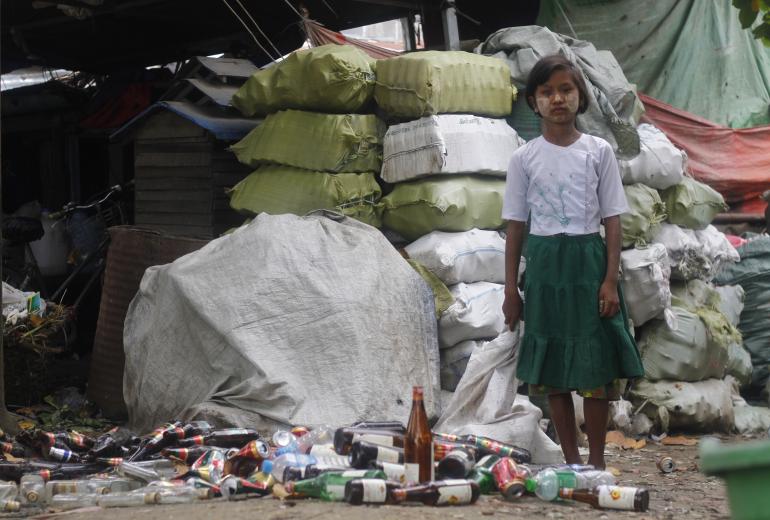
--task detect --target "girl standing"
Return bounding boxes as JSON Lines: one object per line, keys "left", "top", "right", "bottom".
{"left": 501, "top": 55, "right": 644, "bottom": 469}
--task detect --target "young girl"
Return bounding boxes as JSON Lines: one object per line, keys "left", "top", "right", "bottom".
{"left": 501, "top": 55, "right": 644, "bottom": 469}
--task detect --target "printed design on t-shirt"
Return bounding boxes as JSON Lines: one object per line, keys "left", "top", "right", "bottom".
{"left": 532, "top": 176, "right": 571, "bottom": 228}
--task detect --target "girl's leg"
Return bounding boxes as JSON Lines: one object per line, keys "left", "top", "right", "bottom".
{"left": 583, "top": 397, "right": 610, "bottom": 470}
{"left": 547, "top": 393, "right": 581, "bottom": 465}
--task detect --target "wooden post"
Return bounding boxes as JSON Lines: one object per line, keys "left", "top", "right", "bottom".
{"left": 0, "top": 146, "right": 21, "bottom": 435}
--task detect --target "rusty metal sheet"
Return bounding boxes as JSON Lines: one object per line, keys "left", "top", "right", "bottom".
{"left": 88, "top": 226, "right": 208, "bottom": 418}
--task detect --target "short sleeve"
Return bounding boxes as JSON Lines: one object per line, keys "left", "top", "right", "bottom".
{"left": 501, "top": 148, "right": 529, "bottom": 222}
{"left": 596, "top": 143, "right": 629, "bottom": 218}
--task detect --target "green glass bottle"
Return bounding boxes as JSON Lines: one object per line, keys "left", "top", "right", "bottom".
{"left": 285, "top": 469, "right": 386, "bottom": 501}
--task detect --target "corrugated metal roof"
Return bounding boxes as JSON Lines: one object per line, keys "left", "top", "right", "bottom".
{"left": 110, "top": 100, "right": 260, "bottom": 142}
{"left": 185, "top": 78, "right": 238, "bottom": 106}
{"left": 195, "top": 56, "right": 258, "bottom": 78}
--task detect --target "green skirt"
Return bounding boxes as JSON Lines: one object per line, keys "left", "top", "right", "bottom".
{"left": 517, "top": 233, "right": 644, "bottom": 390}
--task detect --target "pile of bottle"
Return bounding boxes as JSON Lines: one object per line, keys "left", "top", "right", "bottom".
{"left": 0, "top": 386, "right": 648, "bottom": 512}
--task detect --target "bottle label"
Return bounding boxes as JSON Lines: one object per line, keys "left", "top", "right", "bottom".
{"left": 221, "top": 429, "right": 250, "bottom": 435}
{"left": 380, "top": 462, "right": 406, "bottom": 484}
{"left": 341, "top": 470, "right": 368, "bottom": 478}
{"left": 437, "top": 482, "right": 472, "bottom": 505}
{"left": 376, "top": 446, "right": 401, "bottom": 464}
{"left": 361, "top": 479, "right": 387, "bottom": 503}
{"left": 326, "top": 484, "right": 346, "bottom": 501}
{"left": 404, "top": 463, "right": 419, "bottom": 484}
{"left": 354, "top": 433, "right": 394, "bottom": 447}
{"left": 597, "top": 486, "right": 637, "bottom": 510}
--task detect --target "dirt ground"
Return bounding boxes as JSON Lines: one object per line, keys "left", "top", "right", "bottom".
{"left": 25, "top": 435, "right": 740, "bottom": 520}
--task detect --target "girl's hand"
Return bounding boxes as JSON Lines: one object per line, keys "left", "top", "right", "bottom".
{"left": 503, "top": 289, "right": 523, "bottom": 330}
{"left": 598, "top": 280, "right": 620, "bottom": 318}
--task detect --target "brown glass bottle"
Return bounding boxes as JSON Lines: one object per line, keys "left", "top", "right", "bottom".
{"left": 344, "top": 478, "right": 402, "bottom": 505}
{"left": 404, "top": 386, "right": 433, "bottom": 483}
{"left": 177, "top": 428, "right": 260, "bottom": 448}
{"left": 391, "top": 479, "right": 480, "bottom": 506}
{"left": 436, "top": 447, "right": 475, "bottom": 479}
{"left": 559, "top": 485, "right": 649, "bottom": 512}
{"left": 333, "top": 427, "right": 406, "bottom": 455}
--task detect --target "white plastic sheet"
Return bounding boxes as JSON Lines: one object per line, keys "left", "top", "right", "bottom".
{"left": 123, "top": 212, "right": 441, "bottom": 433}
{"left": 438, "top": 282, "right": 506, "bottom": 348}
{"left": 404, "top": 229, "right": 506, "bottom": 286}
{"left": 435, "top": 330, "right": 563, "bottom": 464}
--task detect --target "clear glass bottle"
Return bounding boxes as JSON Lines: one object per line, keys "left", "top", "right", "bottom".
{"left": 20, "top": 474, "right": 45, "bottom": 505}
{"left": 98, "top": 491, "right": 160, "bottom": 508}
{"left": 49, "top": 493, "right": 100, "bottom": 510}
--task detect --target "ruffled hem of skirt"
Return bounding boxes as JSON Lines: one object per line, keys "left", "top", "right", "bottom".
{"left": 516, "top": 324, "right": 645, "bottom": 390}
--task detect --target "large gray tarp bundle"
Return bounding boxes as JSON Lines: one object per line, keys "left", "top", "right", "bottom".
{"left": 123, "top": 211, "right": 441, "bottom": 433}
{"left": 475, "top": 25, "right": 644, "bottom": 157}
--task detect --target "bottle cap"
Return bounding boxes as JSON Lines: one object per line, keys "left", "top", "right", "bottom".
{"left": 261, "top": 460, "right": 273, "bottom": 475}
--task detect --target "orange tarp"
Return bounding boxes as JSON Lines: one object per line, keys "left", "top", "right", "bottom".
{"left": 640, "top": 93, "right": 770, "bottom": 214}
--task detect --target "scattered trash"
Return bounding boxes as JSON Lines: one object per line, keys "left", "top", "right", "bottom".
{"left": 606, "top": 431, "right": 647, "bottom": 450}
{"left": 656, "top": 456, "right": 676, "bottom": 473}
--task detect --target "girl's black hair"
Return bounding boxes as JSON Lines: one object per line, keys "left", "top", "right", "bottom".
{"left": 525, "top": 54, "right": 589, "bottom": 116}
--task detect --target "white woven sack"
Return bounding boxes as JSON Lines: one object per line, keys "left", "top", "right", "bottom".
{"left": 620, "top": 244, "right": 672, "bottom": 327}
{"left": 440, "top": 340, "right": 482, "bottom": 392}
{"left": 405, "top": 229, "right": 506, "bottom": 285}
{"left": 617, "top": 124, "right": 686, "bottom": 190}
{"left": 438, "top": 282, "right": 506, "bottom": 348}
{"left": 381, "top": 115, "right": 525, "bottom": 183}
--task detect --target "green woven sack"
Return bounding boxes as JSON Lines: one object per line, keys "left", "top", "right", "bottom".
{"left": 382, "top": 175, "right": 505, "bottom": 241}
{"left": 230, "top": 110, "right": 385, "bottom": 173}
{"left": 620, "top": 183, "right": 666, "bottom": 247}
{"left": 231, "top": 44, "right": 376, "bottom": 116}
{"left": 660, "top": 176, "right": 728, "bottom": 230}
{"left": 406, "top": 259, "right": 454, "bottom": 318}
{"left": 228, "top": 165, "right": 382, "bottom": 227}
{"left": 374, "top": 51, "right": 515, "bottom": 118}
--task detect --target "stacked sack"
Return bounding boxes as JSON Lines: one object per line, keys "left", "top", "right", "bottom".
{"left": 377, "top": 51, "right": 521, "bottom": 240}
{"left": 227, "top": 44, "right": 384, "bottom": 227}
{"left": 613, "top": 124, "right": 766, "bottom": 433}
{"left": 375, "top": 51, "right": 521, "bottom": 393}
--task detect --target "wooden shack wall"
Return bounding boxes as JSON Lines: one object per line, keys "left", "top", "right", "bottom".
{"left": 133, "top": 111, "right": 249, "bottom": 238}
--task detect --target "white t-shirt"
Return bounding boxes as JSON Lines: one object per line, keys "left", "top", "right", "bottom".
{"left": 501, "top": 134, "right": 628, "bottom": 236}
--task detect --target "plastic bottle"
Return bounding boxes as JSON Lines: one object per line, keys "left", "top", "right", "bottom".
{"left": 296, "top": 425, "right": 335, "bottom": 454}
{"left": 269, "top": 453, "right": 317, "bottom": 483}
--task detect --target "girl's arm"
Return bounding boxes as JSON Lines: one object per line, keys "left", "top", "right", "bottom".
{"left": 503, "top": 220, "right": 526, "bottom": 329}
{"left": 599, "top": 215, "right": 621, "bottom": 317}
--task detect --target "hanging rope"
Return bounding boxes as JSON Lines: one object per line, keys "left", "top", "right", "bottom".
{"left": 220, "top": 0, "right": 280, "bottom": 61}
{"left": 231, "top": 0, "right": 284, "bottom": 59}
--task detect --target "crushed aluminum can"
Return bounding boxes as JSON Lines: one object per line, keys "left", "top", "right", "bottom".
{"left": 656, "top": 456, "right": 675, "bottom": 473}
